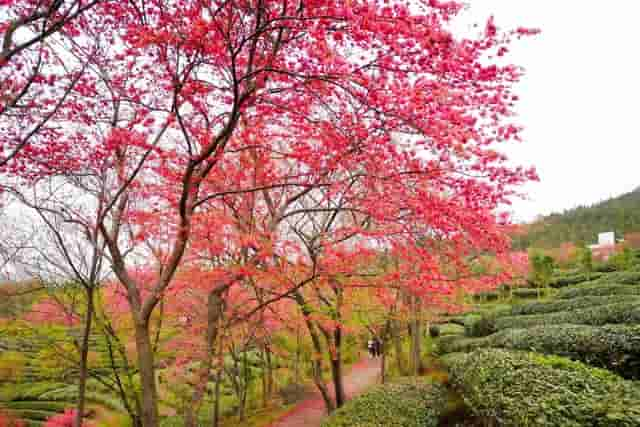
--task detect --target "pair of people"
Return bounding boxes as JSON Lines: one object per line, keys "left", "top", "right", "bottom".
{"left": 367, "top": 337, "right": 382, "bottom": 358}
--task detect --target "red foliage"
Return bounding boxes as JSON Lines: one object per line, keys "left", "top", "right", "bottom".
{"left": 43, "top": 409, "right": 91, "bottom": 427}
{"left": 0, "top": 410, "right": 25, "bottom": 427}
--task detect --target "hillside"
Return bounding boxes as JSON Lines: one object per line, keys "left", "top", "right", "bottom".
{"left": 513, "top": 187, "right": 640, "bottom": 249}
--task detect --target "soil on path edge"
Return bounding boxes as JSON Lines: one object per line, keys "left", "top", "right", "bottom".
{"left": 267, "top": 357, "right": 381, "bottom": 427}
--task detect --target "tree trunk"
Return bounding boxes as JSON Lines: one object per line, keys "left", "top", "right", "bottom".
{"left": 185, "top": 289, "right": 225, "bottom": 427}
{"left": 380, "top": 340, "right": 387, "bottom": 384}
{"left": 392, "top": 320, "right": 407, "bottom": 376}
{"left": 74, "top": 288, "right": 94, "bottom": 427}
{"left": 211, "top": 367, "right": 222, "bottom": 427}
{"left": 329, "top": 327, "right": 345, "bottom": 408}
{"left": 411, "top": 297, "right": 422, "bottom": 377}
{"left": 294, "top": 292, "right": 335, "bottom": 413}
{"left": 134, "top": 319, "right": 159, "bottom": 427}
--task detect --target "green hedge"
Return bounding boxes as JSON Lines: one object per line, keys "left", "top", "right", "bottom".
{"left": 438, "top": 324, "right": 640, "bottom": 379}
{"left": 558, "top": 283, "right": 640, "bottom": 299}
{"left": 429, "top": 323, "right": 465, "bottom": 338}
{"left": 493, "top": 302, "right": 640, "bottom": 332}
{"left": 507, "top": 295, "right": 639, "bottom": 316}
{"left": 444, "top": 314, "right": 481, "bottom": 328}
{"left": 471, "top": 291, "right": 500, "bottom": 301}
{"left": 595, "top": 271, "right": 640, "bottom": 285}
{"left": 549, "top": 272, "right": 604, "bottom": 288}
{"left": 321, "top": 380, "right": 448, "bottom": 427}
{"left": 511, "top": 288, "right": 543, "bottom": 299}
{"left": 443, "top": 349, "right": 640, "bottom": 426}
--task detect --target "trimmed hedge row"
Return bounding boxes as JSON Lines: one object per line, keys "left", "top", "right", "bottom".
{"left": 594, "top": 271, "right": 640, "bottom": 285}
{"left": 498, "top": 301, "right": 640, "bottom": 331}
{"left": 465, "top": 301, "right": 640, "bottom": 337}
{"left": 506, "top": 295, "right": 639, "bottom": 316}
{"left": 429, "top": 323, "right": 465, "bottom": 338}
{"left": 321, "top": 380, "right": 448, "bottom": 427}
{"left": 438, "top": 323, "right": 640, "bottom": 379}
{"left": 512, "top": 287, "right": 543, "bottom": 299}
{"left": 444, "top": 314, "right": 481, "bottom": 328}
{"left": 558, "top": 283, "right": 640, "bottom": 299}
{"left": 549, "top": 272, "right": 604, "bottom": 288}
{"left": 443, "top": 348, "right": 640, "bottom": 426}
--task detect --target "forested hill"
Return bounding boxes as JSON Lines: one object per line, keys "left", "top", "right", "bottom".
{"left": 513, "top": 187, "right": 640, "bottom": 249}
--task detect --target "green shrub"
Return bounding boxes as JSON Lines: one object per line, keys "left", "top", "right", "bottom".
{"left": 549, "top": 272, "right": 604, "bottom": 288}
{"left": 443, "top": 348, "right": 640, "bottom": 426}
{"left": 444, "top": 314, "right": 481, "bottom": 328}
{"left": 430, "top": 323, "right": 464, "bottom": 338}
{"left": 438, "top": 324, "right": 640, "bottom": 379}
{"left": 471, "top": 291, "right": 500, "bottom": 302}
{"left": 595, "top": 271, "right": 640, "bottom": 285}
{"left": 507, "top": 295, "right": 639, "bottom": 316}
{"left": 464, "top": 315, "right": 499, "bottom": 337}
{"left": 558, "top": 283, "right": 640, "bottom": 299}
{"left": 321, "top": 380, "right": 448, "bottom": 427}
{"left": 493, "top": 302, "right": 640, "bottom": 332}
{"left": 512, "top": 287, "right": 543, "bottom": 299}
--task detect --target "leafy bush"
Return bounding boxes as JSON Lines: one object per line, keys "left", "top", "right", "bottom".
{"left": 443, "top": 348, "right": 640, "bottom": 426}
{"left": 493, "top": 302, "right": 640, "bottom": 332}
{"left": 511, "top": 287, "right": 543, "bottom": 299}
{"left": 594, "top": 271, "right": 640, "bottom": 285}
{"left": 429, "top": 323, "right": 464, "bottom": 338}
{"left": 471, "top": 291, "right": 500, "bottom": 302}
{"left": 321, "top": 380, "right": 448, "bottom": 427}
{"left": 507, "top": 295, "right": 639, "bottom": 316}
{"left": 464, "top": 314, "right": 500, "bottom": 337}
{"left": 558, "top": 283, "right": 640, "bottom": 299}
{"left": 0, "top": 351, "right": 27, "bottom": 382}
{"left": 444, "top": 314, "right": 481, "bottom": 328}
{"left": 438, "top": 324, "right": 640, "bottom": 379}
{"left": 549, "top": 272, "right": 604, "bottom": 288}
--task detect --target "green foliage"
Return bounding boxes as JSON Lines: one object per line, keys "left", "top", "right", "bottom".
{"left": 444, "top": 314, "right": 482, "bottom": 328}
{"left": 593, "top": 270, "right": 640, "bottom": 285}
{"left": 529, "top": 252, "right": 554, "bottom": 289}
{"left": 548, "top": 271, "right": 603, "bottom": 288}
{"left": 557, "top": 283, "right": 640, "bottom": 299}
{"left": 321, "top": 380, "right": 448, "bottom": 427}
{"left": 511, "top": 287, "right": 542, "bottom": 299}
{"left": 443, "top": 348, "right": 640, "bottom": 426}
{"left": 0, "top": 351, "right": 27, "bottom": 382}
{"left": 511, "top": 187, "right": 640, "bottom": 250}
{"left": 493, "top": 302, "right": 640, "bottom": 332}
{"left": 429, "top": 323, "right": 464, "bottom": 338}
{"left": 507, "top": 295, "right": 639, "bottom": 316}
{"left": 470, "top": 291, "right": 499, "bottom": 302}
{"left": 580, "top": 247, "right": 594, "bottom": 273}
{"left": 438, "top": 324, "right": 640, "bottom": 379}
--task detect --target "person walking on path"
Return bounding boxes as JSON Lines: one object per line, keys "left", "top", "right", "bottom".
{"left": 367, "top": 338, "right": 375, "bottom": 358}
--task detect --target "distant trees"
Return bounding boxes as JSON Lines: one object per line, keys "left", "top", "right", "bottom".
{"left": 512, "top": 188, "right": 640, "bottom": 250}
{"left": 530, "top": 252, "right": 554, "bottom": 298}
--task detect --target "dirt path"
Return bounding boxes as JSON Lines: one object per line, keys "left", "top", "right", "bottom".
{"left": 267, "top": 357, "right": 381, "bottom": 427}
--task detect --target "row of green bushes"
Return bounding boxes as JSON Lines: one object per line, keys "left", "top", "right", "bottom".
{"left": 592, "top": 271, "right": 640, "bottom": 285}
{"left": 558, "top": 283, "right": 640, "bottom": 299}
{"left": 549, "top": 271, "right": 604, "bottom": 288}
{"left": 438, "top": 323, "right": 640, "bottom": 379}
{"left": 466, "top": 302, "right": 640, "bottom": 337}
{"left": 321, "top": 380, "right": 449, "bottom": 427}
{"left": 443, "top": 348, "right": 640, "bottom": 426}
{"left": 506, "top": 295, "right": 638, "bottom": 316}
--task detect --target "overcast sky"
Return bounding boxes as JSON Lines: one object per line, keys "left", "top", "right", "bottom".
{"left": 460, "top": 1, "right": 640, "bottom": 222}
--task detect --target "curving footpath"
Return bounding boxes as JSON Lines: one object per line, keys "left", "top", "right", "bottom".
{"left": 267, "top": 357, "right": 381, "bottom": 427}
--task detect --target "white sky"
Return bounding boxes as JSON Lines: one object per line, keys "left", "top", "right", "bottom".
{"left": 462, "top": 1, "right": 640, "bottom": 222}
